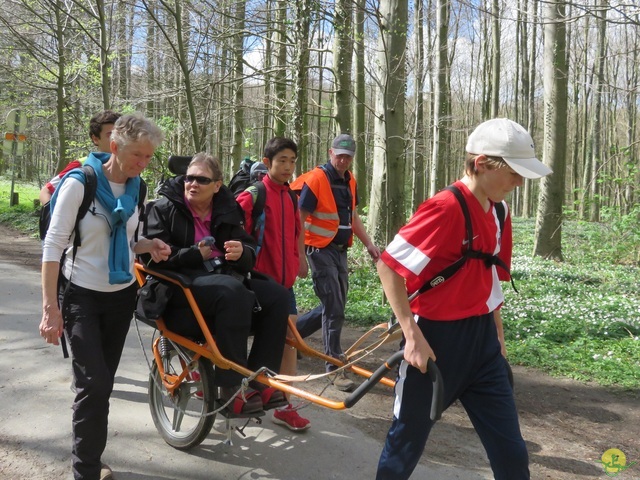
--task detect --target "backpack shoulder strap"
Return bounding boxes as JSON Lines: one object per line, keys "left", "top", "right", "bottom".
{"left": 138, "top": 178, "right": 147, "bottom": 213}
{"left": 288, "top": 188, "right": 298, "bottom": 212}
{"left": 246, "top": 182, "right": 266, "bottom": 222}
{"left": 409, "top": 185, "right": 471, "bottom": 299}
{"left": 444, "top": 185, "right": 473, "bottom": 247}
{"left": 70, "top": 166, "right": 98, "bottom": 254}
{"left": 494, "top": 201, "right": 505, "bottom": 235}
{"left": 77, "top": 165, "right": 97, "bottom": 220}
{"left": 134, "top": 178, "right": 147, "bottom": 242}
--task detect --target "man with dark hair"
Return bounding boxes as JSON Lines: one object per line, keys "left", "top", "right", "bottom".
{"left": 39, "top": 110, "right": 121, "bottom": 204}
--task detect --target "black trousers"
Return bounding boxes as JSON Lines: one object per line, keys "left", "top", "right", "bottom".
{"left": 377, "top": 313, "right": 529, "bottom": 480}
{"left": 61, "top": 281, "right": 137, "bottom": 480}
{"left": 165, "top": 273, "right": 289, "bottom": 387}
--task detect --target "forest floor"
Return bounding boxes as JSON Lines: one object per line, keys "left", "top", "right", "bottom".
{"left": 1, "top": 224, "right": 639, "bottom": 479}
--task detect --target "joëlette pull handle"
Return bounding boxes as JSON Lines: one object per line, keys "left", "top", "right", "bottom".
{"left": 344, "top": 350, "right": 444, "bottom": 422}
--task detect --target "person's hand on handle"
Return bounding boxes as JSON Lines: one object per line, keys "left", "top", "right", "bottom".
{"left": 403, "top": 328, "right": 436, "bottom": 374}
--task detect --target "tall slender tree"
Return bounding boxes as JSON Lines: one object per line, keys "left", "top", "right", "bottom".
{"left": 333, "top": 0, "right": 354, "bottom": 134}
{"left": 354, "top": 0, "right": 368, "bottom": 209}
{"left": 588, "top": 0, "right": 608, "bottom": 222}
{"left": 369, "top": 0, "right": 409, "bottom": 245}
{"left": 411, "top": 0, "right": 426, "bottom": 211}
{"left": 534, "top": 0, "right": 569, "bottom": 260}
{"left": 429, "top": 0, "right": 450, "bottom": 197}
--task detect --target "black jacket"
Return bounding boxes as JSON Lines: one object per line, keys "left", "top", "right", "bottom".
{"left": 142, "top": 175, "right": 256, "bottom": 275}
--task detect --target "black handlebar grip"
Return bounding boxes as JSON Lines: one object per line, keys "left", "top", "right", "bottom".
{"left": 344, "top": 351, "right": 444, "bottom": 422}
{"left": 344, "top": 351, "right": 404, "bottom": 409}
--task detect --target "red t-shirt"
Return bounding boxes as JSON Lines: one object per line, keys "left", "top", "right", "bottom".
{"left": 381, "top": 180, "right": 513, "bottom": 320}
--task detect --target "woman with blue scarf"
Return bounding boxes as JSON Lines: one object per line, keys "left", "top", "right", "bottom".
{"left": 40, "top": 114, "right": 171, "bottom": 480}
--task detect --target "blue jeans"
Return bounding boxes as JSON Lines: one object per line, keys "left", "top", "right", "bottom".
{"left": 376, "top": 313, "right": 529, "bottom": 480}
{"left": 61, "top": 281, "right": 137, "bottom": 480}
{"left": 296, "top": 245, "right": 348, "bottom": 372}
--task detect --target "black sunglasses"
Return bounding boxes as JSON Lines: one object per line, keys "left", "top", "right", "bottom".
{"left": 185, "top": 175, "right": 215, "bottom": 185}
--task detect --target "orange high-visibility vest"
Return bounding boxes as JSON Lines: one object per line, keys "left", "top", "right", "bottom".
{"left": 290, "top": 166, "right": 357, "bottom": 248}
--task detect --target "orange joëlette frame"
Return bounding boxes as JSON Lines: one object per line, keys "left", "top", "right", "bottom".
{"left": 134, "top": 261, "right": 396, "bottom": 411}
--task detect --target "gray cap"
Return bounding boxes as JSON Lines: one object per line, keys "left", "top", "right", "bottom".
{"left": 250, "top": 161, "right": 268, "bottom": 181}
{"left": 331, "top": 134, "right": 356, "bottom": 156}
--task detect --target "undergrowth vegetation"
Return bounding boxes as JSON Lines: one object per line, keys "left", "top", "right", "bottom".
{"left": 1, "top": 177, "right": 639, "bottom": 389}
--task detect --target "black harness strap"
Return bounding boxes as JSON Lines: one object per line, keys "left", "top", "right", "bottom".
{"left": 409, "top": 185, "right": 517, "bottom": 300}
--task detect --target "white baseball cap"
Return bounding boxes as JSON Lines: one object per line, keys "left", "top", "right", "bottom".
{"left": 465, "top": 118, "right": 552, "bottom": 179}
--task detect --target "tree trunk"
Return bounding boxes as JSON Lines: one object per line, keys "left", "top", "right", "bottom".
{"left": 490, "top": 0, "right": 500, "bottom": 117}
{"left": 523, "top": 0, "right": 540, "bottom": 218}
{"left": 589, "top": 0, "right": 607, "bottom": 222}
{"left": 354, "top": 0, "right": 367, "bottom": 210}
{"left": 231, "top": 0, "right": 246, "bottom": 171}
{"left": 96, "top": 0, "right": 110, "bottom": 109}
{"left": 369, "top": 0, "right": 408, "bottom": 245}
{"left": 333, "top": 0, "right": 354, "bottom": 133}
{"left": 411, "top": 0, "right": 425, "bottom": 211}
{"left": 273, "top": 0, "right": 287, "bottom": 137}
{"left": 55, "top": 0, "right": 68, "bottom": 170}
{"left": 292, "top": 0, "right": 311, "bottom": 167}
{"left": 429, "top": 0, "right": 450, "bottom": 197}
{"left": 533, "top": 0, "right": 568, "bottom": 261}
{"left": 262, "top": 0, "right": 273, "bottom": 149}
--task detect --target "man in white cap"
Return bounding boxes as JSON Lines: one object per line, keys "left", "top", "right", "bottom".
{"left": 375, "top": 118, "right": 551, "bottom": 479}
{"left": 291, "top": 133, "right": 380, "bottom": 392}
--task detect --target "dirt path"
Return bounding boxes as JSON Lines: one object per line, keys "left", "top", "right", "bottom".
{"left": 2, "top": 224, "right": 638, "bottom": 479}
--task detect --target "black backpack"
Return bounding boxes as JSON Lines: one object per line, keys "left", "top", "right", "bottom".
{"left": 39, "top": 165, "right": 98, "bottom": 253}
{"left": 228, "top": 158, "right": 256, "bottom": 196}
{"left": 240, "top": 181, "right": 298, "bottom": 253}
{"left": 408, "top": 184, "right": 515, "bottom": 300}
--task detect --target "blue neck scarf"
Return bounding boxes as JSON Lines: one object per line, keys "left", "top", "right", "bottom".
{"left": 52, "top": 152, "right": 140, "bottom": 284}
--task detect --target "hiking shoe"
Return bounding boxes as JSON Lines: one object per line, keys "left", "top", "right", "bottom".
{"left": 273, "top": 404, "right": 311, "bottom": 432}
{"left": 100, "top": 463, "right": 113, "bottom": 480}
{"left": 331, "top": 370, "right": 355, "bottom": 392}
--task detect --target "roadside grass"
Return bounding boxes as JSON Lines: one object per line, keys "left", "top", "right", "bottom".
{"left": 1, "top": 176, "right": 638, "bottom": 390}
{"left": 0, "top": 178, "right": 41, "bottom": 234}
{"left": 299, "top": 217, "right": 640, "bottom": 391}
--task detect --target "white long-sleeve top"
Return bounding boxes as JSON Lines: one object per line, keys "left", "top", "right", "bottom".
{"left": 42, "top": 177, "right": 139, "bottom": 292}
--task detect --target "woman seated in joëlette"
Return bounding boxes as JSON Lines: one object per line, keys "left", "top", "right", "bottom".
{"left": 142, "top": 152, "right": 289, "bottom": 415}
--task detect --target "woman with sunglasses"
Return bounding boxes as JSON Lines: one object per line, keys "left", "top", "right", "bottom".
{"left": 142, "top": 152, "right": 289, "bottom": 415}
